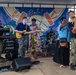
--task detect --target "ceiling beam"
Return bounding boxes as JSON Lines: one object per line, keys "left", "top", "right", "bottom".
{"left": 0, "top": 2, "right": 75, "bottom": 5}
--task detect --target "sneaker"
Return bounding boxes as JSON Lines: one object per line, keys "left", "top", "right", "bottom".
{"left": 70, "top": 64, "right": 75, "bottom": 70}
{"left": 60, "top": 65, "right": 65, "bottom": 68}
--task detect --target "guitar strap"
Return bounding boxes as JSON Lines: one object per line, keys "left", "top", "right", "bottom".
{"left": 26, "top": 24, "right": 27, "bottom": 32}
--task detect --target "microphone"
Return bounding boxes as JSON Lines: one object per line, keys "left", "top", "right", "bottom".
{"left": 72, "top": 16, "right": 75, "bottom": 19}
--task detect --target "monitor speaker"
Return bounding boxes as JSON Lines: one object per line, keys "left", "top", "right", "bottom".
{"left": 12, "top": 57, "right": 31, "bottom": 71}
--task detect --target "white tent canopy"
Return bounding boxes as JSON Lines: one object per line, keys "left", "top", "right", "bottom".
{"left": 0, "top": 0, "right": 76, "bottom": 4}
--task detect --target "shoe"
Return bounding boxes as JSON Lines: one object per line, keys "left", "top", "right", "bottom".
{"left": 60, "top": 65, "right": 65, "bottom": 68}
{"left": 31, "top": 60, "right": 40, "bottom": 65}
{"left": 70, "top": 64, "right": 75, "bottom": 70}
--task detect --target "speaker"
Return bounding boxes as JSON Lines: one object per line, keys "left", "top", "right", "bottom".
{"left": 5, "top": 50, "right": 18, "bottom": 60}
{"left": 12, "top": 57, "right": 31, "bottom": 71}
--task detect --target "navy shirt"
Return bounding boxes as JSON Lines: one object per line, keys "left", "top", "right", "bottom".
{"left": 15, "top": 22, "right": 30, "bottom": 32}
{"left": 67, "top": 22, "right": 76, "bottom": 38}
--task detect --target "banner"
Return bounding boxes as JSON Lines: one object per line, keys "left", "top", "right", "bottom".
{"left": 0, "top": 7, "right": 68, "bottom": 34}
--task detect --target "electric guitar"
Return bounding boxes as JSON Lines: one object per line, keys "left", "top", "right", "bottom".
{"left": 16, "top": 30, "right": 26, "bottom": 38}
{"left": 16, "top": 30, "right": 34, "bottom": 38}
{"left": 16, "top": 29, "right": 42, "bottom": 38}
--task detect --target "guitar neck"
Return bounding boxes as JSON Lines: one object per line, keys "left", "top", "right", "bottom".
{"left": 24, "top": 30, "right": 41, "bottom": 35}
{"left": 24, "top": 31, "right": 35, "bottom": 34}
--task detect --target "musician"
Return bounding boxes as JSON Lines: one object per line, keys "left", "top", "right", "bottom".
{"left": 0, "top": 20, "right": 4, "bottom": 59}
{"left": 57, "top": 17, "right": 70, "bottom": 68}
{"left": 46, "top": 28, "right": 55, "bottom": 44}
{"left": 68, "top": 11, "right": 76, "bottom": 70}
{"left": 15, "top": 17, "right": 31, "bottom": 58}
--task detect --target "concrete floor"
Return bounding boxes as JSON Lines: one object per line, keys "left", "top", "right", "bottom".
{"left": 0, "top": 57, "right": 76, "bottom": 75}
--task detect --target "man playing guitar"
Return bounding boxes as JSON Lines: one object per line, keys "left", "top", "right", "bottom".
{"left": 15, "top": 17, "right": 33, "bottom": 58}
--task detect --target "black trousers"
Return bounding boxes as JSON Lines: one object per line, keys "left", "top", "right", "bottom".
{"left": 53, "top": 41, "right": 70, "bottom": 66}
{"left": 59, "top": 42, "right": 70, "bottom": 66}
{"left": 53, "top": 40, "right": 60, "bottom": 63}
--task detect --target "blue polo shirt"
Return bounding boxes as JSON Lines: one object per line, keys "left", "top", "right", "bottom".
{"left": 15, "top": 22, "right": 30, "bottom": 31}
{"left": 57, "top": 24, "right": 70, "bottom": 42}
{"left": 67, "top": 22, "right": 76, "bottom": 38}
